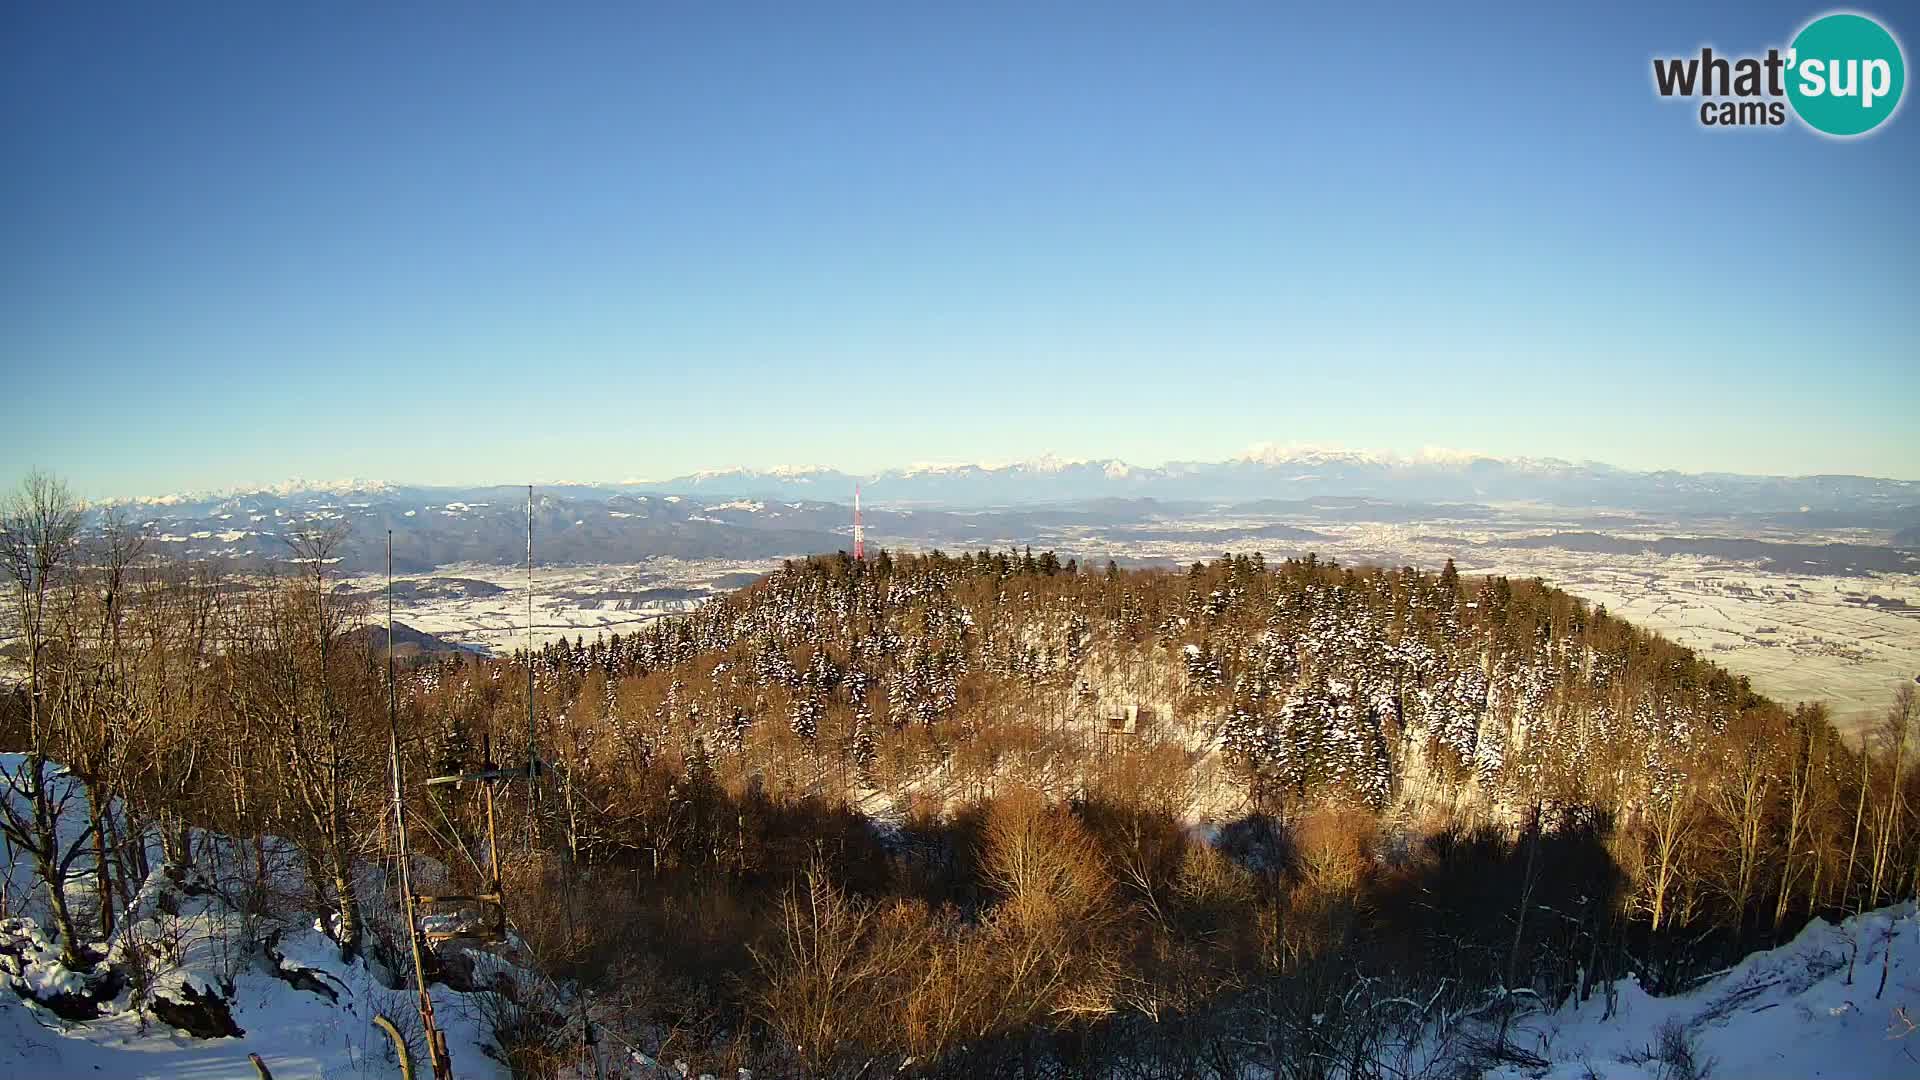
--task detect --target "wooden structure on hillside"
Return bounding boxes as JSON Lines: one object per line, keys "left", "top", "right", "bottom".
{"left": 1093, "top": 701, "right": 1155, "bottom": 753}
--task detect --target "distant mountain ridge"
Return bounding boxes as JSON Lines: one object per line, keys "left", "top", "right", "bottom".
{"left": 128, "top": 447, "right": 1919, "bottom": 519}
{"left": 112, "top": 489, "right": 860, "bottom": 574}
{"left": 91, "top": 472, "right": 1920, "bottom": 579}
{"left": 651, "top": 447, "right": 1919, "bottom": 514}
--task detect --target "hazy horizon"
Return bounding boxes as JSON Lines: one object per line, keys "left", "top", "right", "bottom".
{"left": 23, "top": 437, "right": 1920, "bottom": 505}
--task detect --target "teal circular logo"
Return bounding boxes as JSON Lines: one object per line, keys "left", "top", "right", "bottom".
{"left": 1787, "top": 13, "right": 1906, "bottom": 136}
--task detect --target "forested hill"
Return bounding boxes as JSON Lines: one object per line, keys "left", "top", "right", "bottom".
{"left": 396, "top": 544, "right": 1912, "bottom": 1019}
{"left": 473, "top": 547, "right": 1786, "bottom": 824}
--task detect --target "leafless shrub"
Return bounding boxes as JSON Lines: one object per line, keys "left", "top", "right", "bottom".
{"left": 1621, "top": 1019, "right": 1715, "bottom": 1080}
{"left": 751, "top": 861, "right": 922, "bottom": 1072}
{"left": 360, "top": 988, "right": 426, "bottom": 1076}
{"left": 1293, "top": 804, "right": 1375, "bottom": 897}
{"left": 464, "top": 981, "right": 570, "bottom": 1079}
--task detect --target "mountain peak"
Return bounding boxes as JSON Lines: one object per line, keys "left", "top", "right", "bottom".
{"left": 1233, "top": 442, "right": 1388, "bottom": 468}
{"left": 127, "top": 478, "right": 398, "bottom": 507}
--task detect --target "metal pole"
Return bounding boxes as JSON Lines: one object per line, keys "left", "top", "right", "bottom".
{"left": 527, "top": 485, "right": 535, "bottom": 768}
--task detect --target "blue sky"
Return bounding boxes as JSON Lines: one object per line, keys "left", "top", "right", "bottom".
{"left": 3, "top": 1, "right": 1915, "bottom": 498}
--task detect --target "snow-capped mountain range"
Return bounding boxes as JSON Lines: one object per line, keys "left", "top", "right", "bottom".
{"left": 71, "top": 440, "right": 1920, "bottom": 578}
{"left": 646, "top": 444, "right": 1918, "bottom": 513}
{"left": 129, "top": 445, "right": 1918, "bottom": 519}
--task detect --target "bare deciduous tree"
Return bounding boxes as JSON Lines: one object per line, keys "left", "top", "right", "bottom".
{"left": 229, "top": 526, "right": 377, "bottom": 961}
{"left": 0, "top": 470, "right": 90, "bottom": 966}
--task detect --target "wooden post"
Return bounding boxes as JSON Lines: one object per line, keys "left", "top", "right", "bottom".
{"left": 482, "top": 732, "right": 505, "bottom": 942}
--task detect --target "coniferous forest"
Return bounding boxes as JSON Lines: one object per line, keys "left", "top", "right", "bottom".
{"left": 4, "top": 472, "right": 1917, "bottom": 1077}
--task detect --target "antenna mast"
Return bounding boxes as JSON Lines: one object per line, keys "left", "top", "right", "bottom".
{"left": 528, "top": 484, "right": 536, "bottom": 763}
{"left": 853, "top": 483, "right": 865, "bottom": 561}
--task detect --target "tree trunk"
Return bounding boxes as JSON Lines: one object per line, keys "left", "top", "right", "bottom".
{"left": 1845, "top": 749, "right": 1870, "bottom": 910}
{"left": 34, "top": 848, "right": 86, "bottom": 969}
{"left": 1648, "top": 796, "right": 1688, "bottom": 931}
{"left": 110, "top": 804, "right": 147, "bottom": 904}
{"left": 1776, "top": 724, "right": 1817, "bottom": 935}
{"left": 330, "top": 840, "right": 362, "bottom": 962}
{"left": 255, "top": 833, "right": 269, "bottom": 905}
{"left": 160, "top": 813, "right": 193, "bottom": 874}
{"left": 28, "top": 759, "right": 86, "bottom": 969}
{"left": 86, "top": 784, "right": 115, "bottom": 938}
{"left": 1869, "top": 720, "right": 1908, "bottom": 906}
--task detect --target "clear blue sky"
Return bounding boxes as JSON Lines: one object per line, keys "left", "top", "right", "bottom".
{"left": 3, "top": 1, "right": 1915, "bottom": 498}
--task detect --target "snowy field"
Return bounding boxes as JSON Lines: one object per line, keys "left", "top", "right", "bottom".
{"left": 1503, "top": 562, "right": 1919, "bottom": 740}
{"left": 332, "top": 557, "right": 784, "bottom": 653}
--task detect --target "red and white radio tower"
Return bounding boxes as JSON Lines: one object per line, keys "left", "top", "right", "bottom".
{"left": 853, "top": 484, "right": 865, "bottom": 560}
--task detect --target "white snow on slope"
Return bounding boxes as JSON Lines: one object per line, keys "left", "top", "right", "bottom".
{"left": 0, "top": 912, "right": 503, "bottom": 1080}
{"left": 0, "top": 756, "right": 506, "bottom": 1080}
{"left": 1491, "top": 904, "right": 1920, "bottom": 1080}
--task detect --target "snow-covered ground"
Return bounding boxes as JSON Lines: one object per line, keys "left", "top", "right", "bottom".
{"left": 1, "top": 755, "right": 506, "bottom": 1080}
{"left": 1491, "top": 904, "right": 1920, "bottom": 1080}
{"left": 1, "top": 911, "right": 505, "bottom": 1080}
